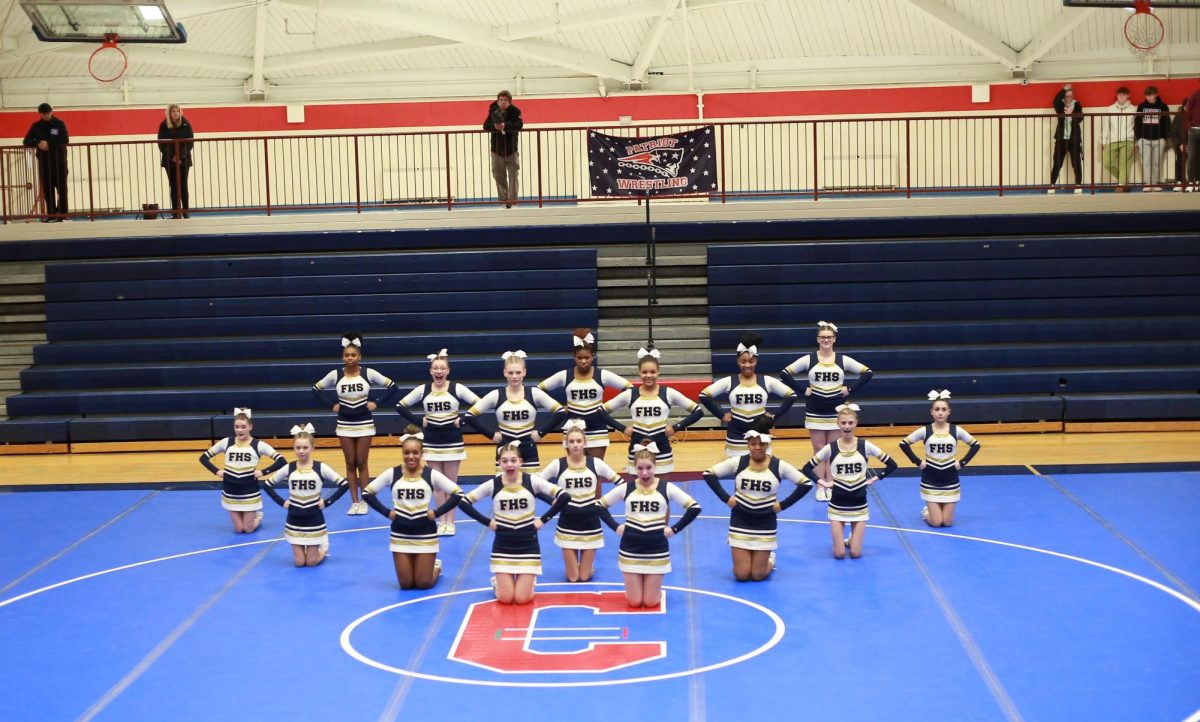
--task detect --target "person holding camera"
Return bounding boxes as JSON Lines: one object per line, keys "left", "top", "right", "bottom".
{"left": 484, "top": 90, "right": 523, "bottom": 208}
{"left": 1048, "top": 84, "right": 1084, "bottom": 193}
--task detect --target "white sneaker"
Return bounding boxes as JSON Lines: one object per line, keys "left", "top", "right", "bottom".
{"left": 434, "top": 558, "right": 443, "bottom": 573}
{"left": 1046, "top": 188, "right": 1056, "bottom": 195}
{"left": 346, "top": 501, "right": 358, "bottom": 515}
{"left": 1173, "top": 186, "right": 1184, "bottom": 192}
{"left": 844, "top": 537, "right": 851, "bottom": 548}
{"left": 921, "top": 505, "right": 930, "bottom": 522}
{"left": 357, "top": 501, "right": 370, "bottom": 515}
{"left": 815, "top": 485, "right": 830, "bottom": 502}
{"left": 444, "top": 522, "right": 457, "bottom": 537}
{"left": 1142, "top": 186, "right": 1152, "bottom": 192}
{"left": 1186, "top": 186, "right": 1196, "bottom": 192}
{"left": 768, "top": 551, "right": 777, "bottom": 571}
{"left": 319, "top": 540, "right": 329, "bottom": 556}
{"left": 1073, "top": 187, "right": 1083, "bottom": 194}
{"left": 490, "top": 575, "right": 497, "bottom": 589}
{"left": 436, "top": 521, "right": 447, "bottom": 536}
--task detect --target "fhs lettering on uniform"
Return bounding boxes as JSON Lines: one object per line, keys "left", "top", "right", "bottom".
{"left": 629, "top": 500, "right": 661, "bottom": 513}
{"left": 732, "top": 391, "right": 766, "bottom": 406}
{"left": 499, "top": 497, "right": 531, "bottom": 511}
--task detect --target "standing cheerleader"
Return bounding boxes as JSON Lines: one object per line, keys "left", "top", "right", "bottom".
{"left": 395, "top": 348, "right": 479, "bottom": 537}
{"left": 537, "top": 328, "right": 632, "bottom": 461}
{"left": 800, "top": 404, "right": 897, "bottom": 560}
{"left": 782, "top": 321, "right": 874, "bottom": 501}
{"left": 603, "top": 347, "right": 705, "bottom": 474}
{"left": 537, "top": 419, "right": 621, "bottom": 583}
{"left": 311, "top": 333, "right": 399, "bottom": 515}
{"left": 699, "top": 332, "right": 797, "bottom": 457}
{"left": 362, "top": 426, "right": 466, "bottom": 589}
{"left": 198, "top": 408, "right": 286, "bottom": 533}
{"left": 261, "top": 423, "right": 349, "bottom": 567}
{"left": 456, "top": 442, "right": 571, "bottom": 604}
{"left": 463, "top": 350, "right": 567, "bottom": 471}
{"left": 702, "top": 417, "right": 812, "bottom": 581}
{"left": 898, "top": 390, "right": 981, "bottom": 528}
{"left": 596, "top": 444, "right": 702, "bottom": 607}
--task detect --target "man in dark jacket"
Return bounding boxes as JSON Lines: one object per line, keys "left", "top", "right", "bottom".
{"left": 1134, "top": 85, "right": 1171, "bottom": 190}
{"left": 1170, "top": 98, "right": 1189, "bottom": 190}
{"left": 484, "top": 90, "right": 523, "bottom": 207}
{"left": 22, "top": 102, "right": 69, "bottom": 221}
{"left": 1185, "top": 85, "right": 1200, "bottom": 192}
{"left": 1049, "top": 85, "right": 1083, "bottom": 193}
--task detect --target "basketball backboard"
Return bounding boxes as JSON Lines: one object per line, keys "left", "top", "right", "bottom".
{"left": 1063, "top": 0, "right": 1200, "bottom": 6}
{"left": 20, "top": 0, "right": 186, "bottom": 43}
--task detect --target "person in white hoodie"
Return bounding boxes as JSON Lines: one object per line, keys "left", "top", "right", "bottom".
{"left": 1100, "top": 86, "right": 1136, "bottom": 191}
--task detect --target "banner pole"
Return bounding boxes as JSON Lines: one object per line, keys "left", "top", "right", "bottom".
{"left": 645, "top": 191, "right": 656, "bottom": 346}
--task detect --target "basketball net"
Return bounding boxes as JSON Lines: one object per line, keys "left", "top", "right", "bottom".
{"left": 89, "top": 33, "right": 128, "bottom": 84}
{"left": 1125, "top": 0, "right": 1165, "bottom": 58}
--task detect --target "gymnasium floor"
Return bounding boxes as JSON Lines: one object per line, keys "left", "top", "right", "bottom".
{"left": 1, "top": 435, "right": 1197, "bottom": 722}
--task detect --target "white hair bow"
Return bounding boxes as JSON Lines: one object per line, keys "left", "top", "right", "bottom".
{"left": 233, "top": 407, "right": 252, "bottom": 419}
{"left": 501, "top": 350, "right": 527, "bottom": 361}
{"left": 573, "top": 332, "right": 595, "bottom": 347}
{"left": 500, "top": 440, "right": 522, "bottom": 452}
{"left": 342, "top": 336, "right": 362, "bottom": 349}
{"left": 736, "top": 343, "right": 758, "bottom": 356}
{"left": 817, "top": 321, "right": 838, "bottom": 334}
{"left": 399, "top": 432, "right": 424, "bottom": 443}
{"left": 426, "top": 348, "right": 449, "bottom": 361}
{"left": 927, "top": 389, "right": 952, "bottom": 401}
{"left": 744, "top": 430, "right": 771, "bottom": 442}
{"left": 835, "top": 403, "right": 860, "bottom": 413}
{"left": 632, "top": 441, "right": 660, "bottom": 454}
{"left": 637, "top": 347, "right": 662, "bottom": 360}
{"left": 290, "top": 423, "right": 315, "bottom": 435}
{"left": 563, "top": 418, "right": 587, "bottom": 433}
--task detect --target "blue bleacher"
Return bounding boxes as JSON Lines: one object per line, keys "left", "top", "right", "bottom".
{"left": 708, "top": 233, "right": 1200, "bottom": 425}
{"left": 2, "top": 248, "right": 599, "bottom": 443}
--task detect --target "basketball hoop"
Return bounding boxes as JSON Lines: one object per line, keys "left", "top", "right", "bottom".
{"left": 1125, "top": 0, "right": 1165, "bottom": 56}
{"left": 88, "top": 33, "right": 128, "bottom": 83}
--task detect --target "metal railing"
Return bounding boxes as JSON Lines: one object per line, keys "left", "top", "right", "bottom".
{"left": 2, "top": 112, "right": 1185, "bottom": 223}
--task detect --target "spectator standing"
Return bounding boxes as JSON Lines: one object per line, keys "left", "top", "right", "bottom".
{"left": 157, "top": 103, "right": 195, "bottom": 218}
{"left": 1134, "top": 86, "right": 1171, "bottom": 191}
{"left": 1170, "top": 99, "right": 1189, "bottom": 191}
{"left": 1185, "top": 86, "right": 1200, "bottom": 192}
{"left": 22, "top": 102, "right": 69, "bottom": 221}
{"left": 484, "top": 90, "right": 523, "bottom": 208}
{"left": 1100, "top": 87, "right": 1136, "bottom": 192}
{"left": 1049, "top": 84, "right": 1084, "bottom": 193}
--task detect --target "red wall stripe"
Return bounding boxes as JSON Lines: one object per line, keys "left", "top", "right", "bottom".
{"left": 3, "top": 79, "right": 1197, "bottom": 140}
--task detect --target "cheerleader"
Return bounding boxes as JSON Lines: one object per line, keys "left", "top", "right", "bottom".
{"left": 462, "top": 350, "right": 567, "bottom": 471}
{"left": 456, "top": 442, "right": 571, "bottom": 604}
{"left": 261, "top": 423, "right": 349, "bottom": 567}
{"left": 782, "top": 321, "right": 874, "bottom": 501}
{"left": 395, "top": 348, "right": 480, "bottom": 537}
{"left": 596, "top": 443, "right": 701, "bottom": 607}
{"left": 702, "top": 416, "right": 812, "bottom": 582}
{"left": 898, "top": 390, "right": 981, "bottom": 528}
{"left": 362, "top": 426, "right": 466, "bottom": 589}
{"left": 311, "top": 333, "right": 400, "bottom": 516}
{"left": 699, "top": 332, "right": 796, "bottom": 457}
{"left": 603, "top": 347, "right": 705, "bottom": 474}
{"left": 537, "top": 328, "right": 632, "bottom": 461}
{"left": 537, "top": 419, "right": 622, "bottom": 583}
{"left": 198, "top": 407, "right": 285, "bottom": 533}
{"left": 800, "top": 404, "right": 897, "bottom": 560}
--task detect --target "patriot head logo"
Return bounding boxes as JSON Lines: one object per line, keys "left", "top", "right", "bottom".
{"left": 618, "top": 140, "right": 684, "bottom": 179}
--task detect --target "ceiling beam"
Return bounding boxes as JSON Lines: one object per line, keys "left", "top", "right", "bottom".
{"left": 1016, "top": 7, "right": 1098, "bottom": 69}
{"left": 278, "top": 0, "right": 635, "bottom": 81}
{"left": 265, "top": 36, "right": 458, "bottom": 75}
{"left": 901, "top": 0, "right": 1019, "bottom": 70}
{"left": 248, "top": 2, "right": 267, "bottom": 96}
{"left": 496, "top": 0, "right": 762, "bottom": 41}
{"left": 632, "top": 0, "right": 682, "bottom": 82}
